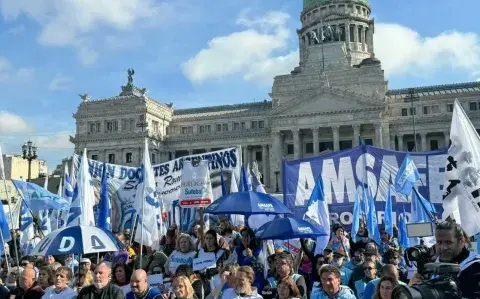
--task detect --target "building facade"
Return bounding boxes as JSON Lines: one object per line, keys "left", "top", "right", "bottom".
{"left": 1, "top": 154, "right": 48, "bottom": 180}
{"left": 70, "top": 0, "right": 480, "bottom": 192}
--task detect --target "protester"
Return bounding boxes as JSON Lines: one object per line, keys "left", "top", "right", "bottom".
{"left": 76, "top": 263, "right": 124, "bottom": 299}
{"left": 164, "top": 276, "right": 196, "bottom": 299}
{"left": 112, "top": 263, "right": 132, "bottom": 288}
{"left": 311, "top": 265, "right": 356, "bottom": 299}
{"left": 232, "top": 228, "right": 265, "bottom": 292}
{"left": 372, "top": 276, "right": 397, "bottom": 299}
{"left": 126, "top": 269, "right": 161, "bottom": 299}
{"left": 14, "top": 268, "right": 44, "bottom": 299}
{"left": 37, "top": 266, "right": 54, "bottom": 290}
{"left": 41, "top": 267, "right": 76, "bottom": 299}
{"left": 165, "top": 234, "right": 196, "bottom": 276}
{"left": 221, "top": 266, "right": 262, "bottom": 299}
{"left": 277, "top": 278, "right": 301, "bottom": 299}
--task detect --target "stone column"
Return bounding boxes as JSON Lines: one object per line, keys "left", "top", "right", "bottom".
{"left": 420, "top": 133, "right": 428, "bottom": 151}
{"left": 443, "top": 130, "right": 450, "bottom": 148}
{"left": 270, "top": 131, "right": 283, "bottom": 192}
{"left": 188, "top": 149, "right": 193, "bottom": 156}
{"left": 248, "top": 147, "right": 254, "bottom": 164}
{"left": 205, "top": 148, "right": 212, "bottom": 153}
{"left": 242, "top": 146, "right": 248, "bottom": 166}
{"left": 375, "top": 124, "right": 383, "bottom": 148}
{"left": 390, "top": 135, "right": 396, "bottom": 150}
{"left": 312, "top": 128, "right": 319, "bottom": 155}
{"left": 353, "top": 24, "right": 358, "bottom": 44}
{"left": 170, "top": 151, "right": 176, "bottom": 160}
{"left": 102, "top": 149, "right": 107, "bottom": 162}
{"left": 262, "top": 144, "right": 269, "bottom": 185}
{"left": 293, "top": 129, "right": 301, "bottom": 159}
{"left": 332, "top": 125, "right": 340, "bottom": 151}
{"left": 398, "top": 135, "right": 404, "bottom": 151}
{"left": 353, "top": 124, "right": 361, "bottom": 146}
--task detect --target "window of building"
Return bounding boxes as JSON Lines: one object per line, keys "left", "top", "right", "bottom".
{"left": 305, "top": 143, "right": 314, "bottom": 154}
{"left": 182, "top": 127, "right": 188, "bottom": 134}
{"left": 349, "top": 25, "right": 355, "bottom": 42}
{"left": 222, "top": 124, "right": 228, "bottom": 131}
{"left": 470, "top": 102, "right": 478, "bottom": 111}
{"left": 199, "top": 125, "right": 205, "bottom": 133}
{"left": 409, "top": 107, "right": 416, "bottom": 115}
{"left": 151, "top": 153, "right": 156, "bottom": 164}
{"left": 216, "top": 124, "right": 222, "bottom": 132}
{"left": 126, "top": 153, "right": 132, "bottom": 163}
{"left": 255, "top": 151, "right": 262, "bottom": 161}
{"left": 121, "top": 119, "right": 126, "bottom": 130}
{"left": 431, "top": 105, "right": 439, "bottom": 114}
{"left": 129, "top": 119, "right": 135, "bottom": 130}
{"left": 447, "top": 104, "right": 454, "bottom": 112}
{"left": 340, "top": 140, "right": 353, "bottom": 150}
{"left": 90, "top": 123, "right": 95, "bottom": 133}
{"left": 339, "top": 25, "right": 346, "bottom": 41}
{"left": 423, "top": 106, "right": 429, "bottom": 115}
{"left": 106, "top": 121, "right": 118, "bottom": 133}
{"left": 407, "top": 141, "right": 415, "bottom": 152}
{"left": 357, "top": 26, "right": 363, "bottom": 43}
{"left": 108, "top": 154, "right": 115, "bottom": 164}
{"left": 205, "top": 125, "right": 211, "bottom": 133}
{"left": 364, "top": 138, "right": 373, "bottom": 146}
{"left": 287, "top": 144, "right": 294, "bottom": 155}
{"left": 258, "top": 121, "right": 265, "bottom": 129}
{"left": 430, "top": 140, "right": 439, "bottom": 150}
{"left": 234, "top": 122, "right": 240, "bottom": 131}
{"left": 91, "top": 155, "right": 98, "bottom": 161}
{"left": 319, "top": 142, "right": 334, "bottom": 152}
{"left": 188, "top": 127, "right": 193, "bottom": 134}
{"left": 152, "top": 120, "right": 159, "bottom": 133}
{"left": 96, "top": 122, "right": 101, "bottom": 132}
{"left": 251, "top": 121, "right": 258, "bottom": 130}
{"left": 241, "top": 122, "right": 246, "bottom": 130}
{"left": 401, "top": 108, "right": 408, "bottom": 116}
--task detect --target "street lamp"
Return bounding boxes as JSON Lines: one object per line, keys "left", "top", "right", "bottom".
{"left": 274, "top": 169, "right": 280, "bottom": 193}
{"left": 22, "top": 140, "right": 38, "bottom": 182}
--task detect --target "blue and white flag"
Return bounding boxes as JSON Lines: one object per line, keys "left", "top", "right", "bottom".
{"left": 366, "top": 188, "right": 381, "bottom": 244}
{"left": 68, "top": 148, "right": 95, "bottom": 226}
{"left": 19, "top": 199, "right": 34, "bottom": 246}
{"left": 351, "top": 185, "right": 362, "bottom": 243}
{"left": 0, "top": 204, "right": 11, "bottom": 244}
{"left": 98, "top": 163, "right": 111, "bottom": 231}
{"left": 304, "top": 177, "right": 330, "bottom": 255}
{"left": 229, "top": 171, "right": 245, "bottom": 228}
{"left": 248, "top": 169, "right": 274, "bottom": 230}
{"left": 399, "top": 206, "right": 410, "bottom": 248}
{"left": 412, "top": 188, "right": 436, "bottom": 223}
{"left": 50, "top": 179, "right": 63, "bottom": 231}
{"left": 39, "top": 209, "right": 51, "bottom": 236}
{"left": 239, "top": 165, "right": 252, "bottom": 192}
{"left": 384, "top": 183, "right": 394, "bottom": 236}
{"left": 134, "top": 139, "right": 161, "bottom": 249}
{"left": 394, "top": 153, "right": 420, "bottom": 196}
{"left": 12, "top": 180, "right": 70, "bottom": 211}
{"left": 58, "top": 164, "right": 74, "bottom": 229}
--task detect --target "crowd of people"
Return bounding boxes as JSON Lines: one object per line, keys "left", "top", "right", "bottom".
{"left": 0, "top": 217, "right": 474, "bottom": 299}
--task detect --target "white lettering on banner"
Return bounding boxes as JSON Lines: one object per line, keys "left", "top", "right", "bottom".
{"left": 168, "top": 251, "right": 196, "bottom": 274}
{"left": 322, "top": 157, "right": 356, "bottom": 204}
{"left": 193, "top": 253, "right": 217, "bottom": 271}
{"left": 58, "top": 237, "right": 75, "bottom": 252}
{"left": 295, "top": 163, "right": 316, "bottom": 206}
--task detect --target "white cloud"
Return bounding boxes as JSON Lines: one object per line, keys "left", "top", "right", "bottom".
{"left": 0, "top": 111, "right": 33, "bottom": 134}
{"left": 6, "top": 25, "right": 25, "bottom": 35}
{"left": 374, "top": 23, "right": 480, "bottom": 78}
{"left": 181, "top": 11, "right": 297, "bottom": 85}
{"left": 0, "top": 0, "right": 184, "bottom": 65}
{"left": 48, "top": 74, "right": 72, "bottom": 91}
{"left": 0, "top": 57, "right": 34, "bottom": 84}
{"left": 34, "top": 131, "right": 74, "bottom": 150}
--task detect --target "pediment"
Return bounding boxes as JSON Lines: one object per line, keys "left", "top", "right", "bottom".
{"left": 271, "top": 87, "right": 384, "bottom": 116}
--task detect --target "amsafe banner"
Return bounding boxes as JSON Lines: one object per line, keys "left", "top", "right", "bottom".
{"left": 73, "top": 147, "right": 241, "bottom": 232}
{"left": 283, "top": 145, "right": 447, "bottom": 231}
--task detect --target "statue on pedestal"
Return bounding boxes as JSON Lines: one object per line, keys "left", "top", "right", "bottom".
{"left": 78, "top": 93, "right": 91, "bottom": 102}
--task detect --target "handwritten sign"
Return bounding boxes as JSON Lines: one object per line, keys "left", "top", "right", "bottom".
{"left": 193, "top": 253, "right": 216, "bottom": 271}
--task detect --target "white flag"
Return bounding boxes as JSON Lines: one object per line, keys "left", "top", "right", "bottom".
{"left": 442, "top": 100, "right": 480, "bottom": 236}
{"left": 229, "top": 172, "right": 245, "bottom": 227}
{"left": 134, "top": 139, "right": 161, "bottom": 249}
{"left": 67, "top": 148, "right": 95, "bottom": 226}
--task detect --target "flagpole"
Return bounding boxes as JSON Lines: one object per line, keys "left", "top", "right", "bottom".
{"left": 2, "top": 179, "right": 20, "bottom": 267}
{"left": 139, "top": 139, "right": 146, "bottom": 269}
{"left": 0, "top": 229, "right": 10, "bottom": 273}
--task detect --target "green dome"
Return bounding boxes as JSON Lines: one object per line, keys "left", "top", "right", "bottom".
{"left": 303, "top": 0, "right": 368, "bottom": 9}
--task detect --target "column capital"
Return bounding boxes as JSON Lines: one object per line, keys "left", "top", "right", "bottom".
{"left": 292, "top": 128, "right": 301, "bottom": 135}
{"left": 352, "top": 124, "right": 361, "bottom": 129}
{"left": 311, "top": 127, "right": 320, "bottom": 133}
{"left": 272, "top": 130, "right": 282, "bottom": 137}
{"left": 374, "top": 123, "right": 382, "bottom": 129}
{"left": 262, "top": 144, "right": 268, "bottom": 149}
{"left": 419, "top": 132, "right": 427, "bottom": 137}
{"left": 443, "top": 129, "right": 450, "bottom": 135}
{"left": 331, "top": 125, "right": 340, "bottom": 131}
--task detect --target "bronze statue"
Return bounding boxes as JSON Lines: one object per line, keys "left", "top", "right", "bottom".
{"left": 127, "top": 68, "right": 135, "bottom": 85}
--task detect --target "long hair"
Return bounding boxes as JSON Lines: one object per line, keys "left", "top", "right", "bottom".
{"left": 278, "top": 277, "right": 301, "bottom": 298}
{"left": 373, "top": 276, "right": 398, "bottom": 299}
{"left": 175, "top": 233, "right": 195, "bottom": 253}
{"left": 173, "top": 276, "right": 195, "bottom": 299}
{"left": 202, "top": 229, "right": 220, "bottom": 252}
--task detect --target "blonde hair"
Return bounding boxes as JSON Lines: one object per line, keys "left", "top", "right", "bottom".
{"left": 173, "top": 276, "right": 195, "bottom": 299}
{"left": 175, "top": 233, "right": 195, "bottom": 253}
{"left": 237, "top": 266, "right": 255, "bottom": 284}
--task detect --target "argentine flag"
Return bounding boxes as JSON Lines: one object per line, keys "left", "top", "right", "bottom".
{"left": 304, "top": 177, "right": 330, "bottom": 255}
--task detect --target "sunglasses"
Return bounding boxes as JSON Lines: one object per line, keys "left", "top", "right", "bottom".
{"left": 364, "top": 266, "right": 374, "bottom": 270}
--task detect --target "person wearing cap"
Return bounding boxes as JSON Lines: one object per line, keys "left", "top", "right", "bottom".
{"left": 347, "top": 247, "right": 383, "bottom": 291}
{"left": 261, "top": 252, "right": 306, "bottom": 299}
{"left": 329, "top": 247, "right": 352, "bottom": 286}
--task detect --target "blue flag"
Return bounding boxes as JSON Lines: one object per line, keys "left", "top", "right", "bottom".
{"left": 394, "top": 154, "right": 420, "bottom": 196}
{"left": 384, "top": 183, "right": 394, "bottom": 236}
{"left": 351, "top": 185, "right": 363, "bottom": 243}
{"left": 239, "top": 166, "right": 251, "bottom": 192}
{"left": 411, "top": 188, "right": 435, "bottom": 223}
{"left": 12, "top": 180, "right": 70, "bottom": 211}
{"left": 366, "top": 188, "right": 381, "bottom": 244}
{"left": 220, "top": 170, "right": 227, "bottom": 196}
{"left": 399, "top": 206, "right": 410, "bottom": 248}
{"left": 98, "top": 163, "right": 111, "bottom": 231}
{"left": 0, "top": 203, "right": 11, "bottom": 245}
{"left": 304, "top": 177, "right": 330, "bottom": 255}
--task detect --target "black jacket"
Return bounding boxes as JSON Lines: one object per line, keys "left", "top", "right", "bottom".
{"left": 77, "top": 283, "right": 124, "bottom": 299}
{"left": 455, "top": 248, "right": 480, "bottom": 299}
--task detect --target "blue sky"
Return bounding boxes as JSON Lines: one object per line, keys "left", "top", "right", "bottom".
{"left": 0, "top": 0, "right": 479, "bottom": 173}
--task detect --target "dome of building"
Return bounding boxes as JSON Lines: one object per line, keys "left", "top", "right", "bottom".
{"left": 303, "top": 0, "right": 369, "bottom": 10}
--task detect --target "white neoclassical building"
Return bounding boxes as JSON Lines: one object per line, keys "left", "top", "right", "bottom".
{"left": 70, "top": 0, "right": 480, "bottom": 192}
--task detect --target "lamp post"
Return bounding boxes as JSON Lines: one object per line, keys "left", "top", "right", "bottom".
{"left": 22, "top": 140, "right": 38, "bottom": 182}
{"left": 404, "top": 88, "right": 419, "bottom": 151}
{"left": 274, "top": 169, "right": 280, "bottom": 193}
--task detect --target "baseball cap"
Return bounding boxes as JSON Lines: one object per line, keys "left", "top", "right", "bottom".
{"left": 80, "top": 258, "right": 91, "bottom": 264}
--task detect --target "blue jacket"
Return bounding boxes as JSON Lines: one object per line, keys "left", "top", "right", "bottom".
{"left": 126, "top": 287, "right": 161, "bottom": 299}
{"left": 311, "top": 286, "right": 356, "bottom": 299}
{"left": 363, "top": 278, "right": 407, "bottom": 299}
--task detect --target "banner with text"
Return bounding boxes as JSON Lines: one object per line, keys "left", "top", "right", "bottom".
{"left": 284, "top": 145, "right": 447, "bottom": 231}
{"left": 73, "top": 147, "right": 241, "bottom": 232}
